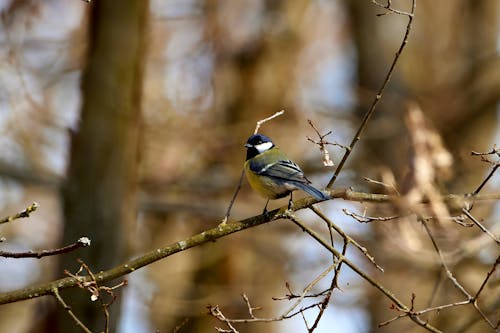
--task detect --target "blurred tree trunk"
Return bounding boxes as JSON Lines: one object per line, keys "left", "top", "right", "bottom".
{"left": 49, "top": 1, "right": 148, "bottom": 332}
{"left": 346, "top": 1, "right": 498, "bottom": 332}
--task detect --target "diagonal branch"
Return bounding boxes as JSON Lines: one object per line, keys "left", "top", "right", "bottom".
{"left": 284, "top": 211, "right": 442, "bottom": 333}
{"left": 326, "top": 0, "right": 416, "bottom": 188}
{"left": 0, "top": 188, "right": 497, "bottom": 307}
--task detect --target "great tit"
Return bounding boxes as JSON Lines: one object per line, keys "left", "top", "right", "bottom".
{"left": 244, "top": 133, "right": 329, "bottom": 214}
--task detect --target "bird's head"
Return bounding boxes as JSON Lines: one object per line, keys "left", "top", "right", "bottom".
{"left": 244, "top": 134, "right": 275, "bottom": 160}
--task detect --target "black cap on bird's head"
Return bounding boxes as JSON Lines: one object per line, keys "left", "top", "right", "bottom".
{"left": 245, "top": 134, "right": 275, "bottom": 160}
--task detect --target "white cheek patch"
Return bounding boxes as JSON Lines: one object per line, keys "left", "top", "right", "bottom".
{"left": 255, "top": 141, "right": 273, "bottom": 153}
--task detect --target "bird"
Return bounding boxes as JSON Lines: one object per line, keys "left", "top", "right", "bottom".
{"left": 244, "top": 133, "right": 329, "bottom": 214}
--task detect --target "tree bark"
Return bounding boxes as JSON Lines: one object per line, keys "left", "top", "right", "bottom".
{"left": 53, "top": 1, "right": 148, "bottom": 332}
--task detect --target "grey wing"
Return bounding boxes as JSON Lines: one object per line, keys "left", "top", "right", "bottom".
{"left": 256, "top": 159, "right": 311, "bottom": 184}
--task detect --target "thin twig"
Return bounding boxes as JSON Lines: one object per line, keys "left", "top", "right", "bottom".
{"left": 1, "top": 187, "right": 498, "bottom": 306}
{"left": 470, "top": 147, "right": 500, "bottom": 157}
{"left": 220, "top": 169, "right": 245, "bottom": 225}
{"left": 209, "top": 305, "right": 240, "bottom": 332}
{"left": 470, "top": 164, "right": 499, "bottom": 196}
{"left": 209, "top": 263, "right": 336, "bottom": 328}
{"left": 0, "top": 202, "right": 39, "bottom": 225}
{"left": 308, "top": 240, "right": 347, "bottom": 332}
{"left": 285, "top": 211, "right": 442, "bottom": 333}
{"left": 221, "top": 111, "right": 286, "bottom": 224}
{"left": 472, "top": 254, "right": 499, "bottom": 300}
{"left": 421, "top": 219, "right": 471, "bottom": 296}
{"left": 371, "top": 0, "right": 413, "bottom": 16}
{"left": 254, "top": 110, "right": 285, "bottom": 135}
{"left": 0, "top": 237, "right": 90, "bottom": 258}
{"left": 326, "top": 0, "right": 416, "bottom": 188}
{"left": 421, "top": 219, "right": 496, "bottom": 329}
{"left": 306, "top": 119, "right": 346, "bottom": 167}
{"left": 342, "top": 208, "right": 399, "bottom": 224}
{"left": 241, "top": 294, "right": 261, "bottom": 318}
{"left": 52, "top": 287, "right": 93, "bottom": 333}
{"left": 311, "top": 206, "right": 384, "bottom": 272}
{"left": 272, "top": 284, "right": 329, "bottom": 301}
{"left": 461, "top": 209, "right": 500, "bottom": 246}
{"left": 362, "top": 176, "right": 400, "bottom": 195}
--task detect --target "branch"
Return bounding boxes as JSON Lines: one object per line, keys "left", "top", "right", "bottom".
{"left": 461, "top": 209, "right": 500, "bottom": 246}
{"left": 0, "top": 237, "right": 91, "bottom": 259}
{"left": 0, "top": 188, "right": 497, "bottom": 305}
{"left": 53, "top": 287, "right": 92, "bottom": 333}
{"left": 326, "top": 0, "right": 416, "bottom": 188}
{"left": 0, "top": 203, "right": 289, "bottom": 305}
{"left": 421, "top": 219, "right": 497, "bottom": 330}
{"left": 284, "top": 211, "right": 442, "bottom": 333}
{"left": 311, "top": 206, "right": 384, "bottom": 272}
{"left": 253, "top": 110, "right": 285, "bottom": 135}
{"left": 0, "top": 202, "right": 39, "bottom": 225}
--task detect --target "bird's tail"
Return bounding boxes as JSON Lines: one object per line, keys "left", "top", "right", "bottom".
{"left": 293, "top": 182, "right": 330, "bottom": 201}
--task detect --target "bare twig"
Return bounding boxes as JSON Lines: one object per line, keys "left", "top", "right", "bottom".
{"left": 220, "top": 169, "right": 245, "bottom": 225}
{"left": 208, "top": 263, "right": 336, "bottom": 331}
{"left": 312, "top": 206, "right": 384, "bottom": 272}
{"left": 371, "top": 0, "right": 414, "bottom": 16}
{"left": 362, "top": 176, "right": 400, "bottom": 195}
{"left": 1, "top": 188, "right": 498, "bottom": 306}
{"left": 380, "top": 221, "right": 499, "bottom": 331}
{"left": 421, "top": 219, "right": 497, "bottom": 329}
{"left": 253, "top": 110, "right": 285, "bottom": 135}
{"left": 272, "top": 283, "right": 329, "bottom": 301}
{"left": 467, "top": 147, "right": 500, "bottom": 206}
{"left": 0, "top": 237, "right": 90, "bottom": 258}
{"left": 473, "top": 254, "right": 499, "bottom": 300}
{"left": 326, "top": 0, "right": 415, "bottom": 188}
{"left": 221, "top": 111, "right": 286, "bottom": 225}
{"left": 342, "top": 208, "right": 399, "bottom": 224}
{"left": 308, "top": 240, "right": 347, "bottom": 332}
{"left": 470, "top": 147, "right": 500, "bottom": 157}
{"left": 241, "top": 294, "right": 262, "bottom": 318}
{"left": 306, "top": 119, "right": 346, "bottom": 167}
{"left": 421, "top": 219, "right": 471, "bottom": 295}
{"left": 52, "top": 287, "right": 93, "bottom": 333}
{"left": 63, "top": 260, "right": 127, "bottom": 333}
{"left": 470, "top": 164, "right": 499, "bottom": 197}
{"left": 209, "top": 305, "right": 240, "bottom": 332}
{"left": 461, "top": 209, "right": 500, "bottom": 246}
{"left": 0, "top": 202, "right": 39, "bottom": 225}
{"left": 285, "top": 211, "right": 442, "bottom": 333}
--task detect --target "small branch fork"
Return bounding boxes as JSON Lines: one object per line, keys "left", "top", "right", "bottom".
{"left": 307, "top": 119, "right": 349, "bottom": 167}
{"left": 466, "top": 147, "right": 500, "bottom": 208}
{"left": 342, "top": 208, "right": 399, "bottom": 224}
{"left": 377, "top": 219, "right": 500, "bottom": 330}
{"left": 284, "top": 212, "right": 441, "bottom": 332}
{"left": 209, "top": 263, "right": 337, "bottom": 332}
{"left": 371, "top": 0, "right": 414, "bottom": 16}
{"left": 57, "top": 259, "right": 127, "bottom": 333}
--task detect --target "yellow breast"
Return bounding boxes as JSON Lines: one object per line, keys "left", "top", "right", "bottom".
{"left": 244, "top": 161, "right": 290, "bottom": 199}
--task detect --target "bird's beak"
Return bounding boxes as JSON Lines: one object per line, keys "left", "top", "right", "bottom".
{"left": 244, "top": 143, "right": 252, "bottom": 148}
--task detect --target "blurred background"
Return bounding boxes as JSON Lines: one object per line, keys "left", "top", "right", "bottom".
{"left": 0, "top": 0, "right": 499, "bottom": 332}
